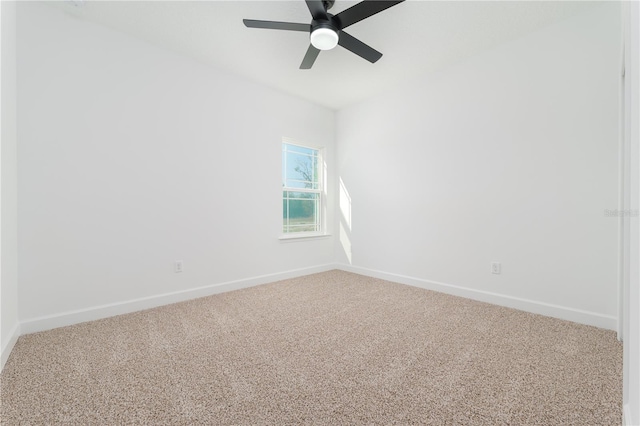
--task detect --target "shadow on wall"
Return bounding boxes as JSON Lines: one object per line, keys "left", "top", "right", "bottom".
{"left": 339, "top": 177, "right": 352, "bottom": 264}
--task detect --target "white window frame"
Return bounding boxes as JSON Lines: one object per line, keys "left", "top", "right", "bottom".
{"left": 280, "top": 139, "right": 327, "bottom": 240}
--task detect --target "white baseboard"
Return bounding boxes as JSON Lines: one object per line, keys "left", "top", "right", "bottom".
{"left": 1, "top": 322, "right": 21, "bottom": 371}
{"left": 20, "top": 264, "right": 336, "bottom": 335}
{"left": 624, "top": 403, "right": 636, "bottom": 426}
{"left": 15, "top": 262, "right": 618, "bottom": 340}
{"left": 338, "top": 264, "right": 617, "bottom": 331}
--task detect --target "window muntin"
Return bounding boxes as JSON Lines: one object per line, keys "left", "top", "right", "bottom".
{"left": 282, "top": 142, "right": 322, "bottom": 235}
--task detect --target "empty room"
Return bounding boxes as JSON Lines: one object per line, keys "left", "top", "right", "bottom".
{"left": 1, "top": 0, "right": 639, "bottom": 424}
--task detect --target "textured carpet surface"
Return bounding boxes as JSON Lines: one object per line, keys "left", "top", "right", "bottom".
{"left": 1, "top": 270, "right": 622, "bottom": 425}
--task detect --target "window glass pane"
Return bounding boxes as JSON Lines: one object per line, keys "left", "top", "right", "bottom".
{"left": 289, "top": 153, "right": 312, "bottom": 179}
{"left": 283, "top": 191, "right": 319, "bottom": 233}
{"left": 283, "top": 144, "right": 319, "bottom": 190}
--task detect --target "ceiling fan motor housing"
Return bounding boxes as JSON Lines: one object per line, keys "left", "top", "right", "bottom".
{"left": 311, "top": 15, "right": 339, "bottom": 34}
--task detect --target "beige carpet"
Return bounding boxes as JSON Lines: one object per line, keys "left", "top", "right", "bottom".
{"left": 0, "top": 270, "right": 622, "bottom": 425}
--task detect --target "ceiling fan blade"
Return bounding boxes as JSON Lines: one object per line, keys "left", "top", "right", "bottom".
{"left": 243, "top": 19, "right": 311, "bottom": 32}
{"left": 300, "top": 45, "right": 321, "bottom": 69}
{"left": 338, "top": 31, "right": 382, "bottom": 63}
{"left": 334, "top": 0, "right": 404, "bottom": 29}
{"left": 306, "top": 0, "right": 328, "bottom": 21}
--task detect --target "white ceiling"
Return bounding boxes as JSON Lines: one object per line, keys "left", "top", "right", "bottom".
{"left": 51, "top": 0, "right": 602, "bottom": 110}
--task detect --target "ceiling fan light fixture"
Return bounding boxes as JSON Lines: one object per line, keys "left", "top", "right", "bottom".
{"left": 310, "top": 28, "right": 339, "bottom": 50}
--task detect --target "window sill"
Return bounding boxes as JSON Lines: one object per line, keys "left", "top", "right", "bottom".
{"left": 279, "top": 233, "right": 332, "bottom": 242}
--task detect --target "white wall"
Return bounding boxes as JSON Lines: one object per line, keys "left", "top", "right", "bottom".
{"left": 16, "top": 2, "right": 335, "bottom": 330}
{"left": 336, "top": 4, "right": 621, "bottom": 329}
{"left": 622, "top": 2, "right": 640, "bottom": 424}
{"left": 1, "top": 0, "right": 20, "bottom": 369}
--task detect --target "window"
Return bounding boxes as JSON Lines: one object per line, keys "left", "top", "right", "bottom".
{"left": 282, "top": 141, "right": 323, "bottom": 236}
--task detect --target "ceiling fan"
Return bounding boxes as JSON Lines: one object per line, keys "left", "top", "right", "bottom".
{"left": 243, "top": 0, "right": 404, "bottom": 69}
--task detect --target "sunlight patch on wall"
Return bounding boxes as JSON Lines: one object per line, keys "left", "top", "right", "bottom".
{"left": 340, "top": 178, "right": 351, "bottom": 230}
{"left": 339, "top": 177, "right": 352, "bottom": 264}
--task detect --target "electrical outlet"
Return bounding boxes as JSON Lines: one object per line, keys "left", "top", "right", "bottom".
{"left": 491, "top": 262, "right": 501, "bottom": 274}
{"left": 175, "top": 260, "right": 183, "bottom": 273}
